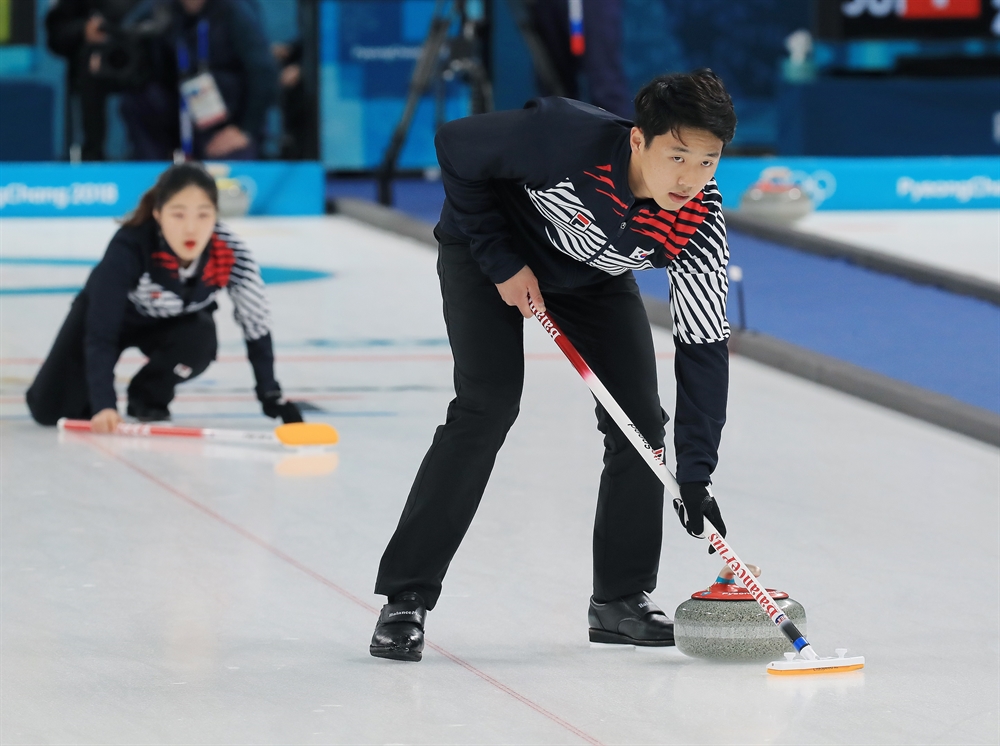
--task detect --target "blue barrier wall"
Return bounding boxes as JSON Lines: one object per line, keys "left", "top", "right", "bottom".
{"left": 636, "top": 232, "right": 1000, "bottom": 414}
{"left": 0, "top": 1, "right": 65, "bottom": 161}
{"left": 0, "top": 162, "right": 325, "bottom": 217}
{"left": 622, "top": 0, "right": 811, "bottom": 150}
{"left": 327, "top": 156, "right": 1000, "bottom": 223}
{"left": 777, "top": 77, "right": 1000, "bottom": 156}
{"left": 490, "top": 0, "right": 999, "bottom": 153}
{"left": 0, "top": 81, "right": 55, "bottom": 161}
{"left": 716, "top": 156, "right": 1000, "bottom": 210}
{"left": 489, "top": 0, "right": 811, "bottom": 147}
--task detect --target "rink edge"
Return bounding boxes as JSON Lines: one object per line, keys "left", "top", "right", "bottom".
{"left": 334, "top": 197, "right": 1000, "bottom": 447}
{"left": 724, "top": 210, "right": 1000, "bottom": 306}
{"left": 643, "top": 298, "right": 1000, "bottom": 447}
{"left": 332, "top": 197, "right": 437, "bottom": 246}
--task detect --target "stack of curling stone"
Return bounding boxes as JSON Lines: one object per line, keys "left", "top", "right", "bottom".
{"left": 738, "top": 166, "right": 814, "bottom": 224}
{"left": 205, "top": 164, "right": 252, "bottom": 217}
{"left": 674, "top": 564, "right": 807, "bottom": 661}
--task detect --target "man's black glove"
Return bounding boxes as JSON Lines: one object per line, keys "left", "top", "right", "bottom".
{"left": 260, "top": 390, "right": 303, "bottom": 423}
{"left": 673, "top": 482, "right": 727, "bottom": 554}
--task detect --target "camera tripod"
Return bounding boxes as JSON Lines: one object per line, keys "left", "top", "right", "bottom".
{"left": 376, "top": 0, "right": 493, "bottom": 206}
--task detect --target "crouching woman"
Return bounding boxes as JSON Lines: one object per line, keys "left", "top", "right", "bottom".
{"left": 27, "top": 162, "right": 302, "bottom": 430}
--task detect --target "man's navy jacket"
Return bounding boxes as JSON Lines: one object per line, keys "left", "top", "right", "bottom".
{"left": 436, "top": 98, "right": 730, "bottom": 485}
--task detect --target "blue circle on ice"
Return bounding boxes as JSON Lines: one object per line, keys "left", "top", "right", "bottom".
{"left": 0, "top": 257, "right": 333, "bottom": 295}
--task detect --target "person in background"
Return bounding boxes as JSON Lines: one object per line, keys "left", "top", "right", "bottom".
{"left": 272, "top": 39, "right": 306, "bottom": 159}
{"left": 45, "top": 0, "right": 144, "bottom": 161}
{"left": 26, "top": 163, "right": 302, "bottom": 429}
{"left": 120, "top": 0, "right": 278, "bottom": 160}
{"left": 531, "top": 0, "right": 631, "bottom": 119}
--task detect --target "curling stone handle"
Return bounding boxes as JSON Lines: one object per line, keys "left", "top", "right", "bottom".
{"left": 704, "top": 518, "right": 816, "bottom": 657}
{"left": 718, "top": 563, "right": 761, "bottom": 580}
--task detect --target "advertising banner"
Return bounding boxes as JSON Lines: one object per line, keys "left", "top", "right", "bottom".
{"left": 716, "top": 156, "right": 1000, "bottom": 211}
{"left": 0, "top": 161, "right": 324, "bottom": 218}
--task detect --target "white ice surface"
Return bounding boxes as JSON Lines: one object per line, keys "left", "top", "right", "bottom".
{"left": 1, "top": 217, "right": 998, "bottom": 745}
{"left": 793, "top": 209, "right": 1000, "bottom": 285}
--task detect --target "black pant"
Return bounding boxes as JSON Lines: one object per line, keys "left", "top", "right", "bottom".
{"left": 26, "top": 294, "right": 218, "bottom": 426}
{"left": 375, "top": 235, "right": 667, "bottom": 609}
{"left": 531, "top": 0, "right": 632, "bottom": 119}
{"left": 77, "top": 72, "right": 107, "bottom": 161}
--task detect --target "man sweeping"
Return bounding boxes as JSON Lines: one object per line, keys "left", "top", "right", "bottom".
{"left": 371, "top": 69, "right": 738, "bottom": 661}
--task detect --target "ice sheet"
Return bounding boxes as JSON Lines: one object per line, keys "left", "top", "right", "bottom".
{"left": 1, "top": 216, "right": 997, "bottom": 745}
{"left": 794, "top": 209, "right": 1000, "bottom": 285}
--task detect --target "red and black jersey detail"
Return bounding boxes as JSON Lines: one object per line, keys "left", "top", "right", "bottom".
{"left": 80, "top": 219, "right": 277, "bottom": 416}
{"left": 436, "top": 96, "right": 728, "bottom": 304}
{"left": 124, "top": 226, "right": 267, "bottom": 331}
{"left": 596, "top": 188, "right": 628, "bottom": 214}
{"left": 584, "top": 168, "right": 616, "bottom": 189}
{"left": 151, "top": 250, "right": 180, "bottom": 276}
{"left": 584, "top": 164, "right": 628, "bottom": 214}
{"left": 202, "top": 234, "right": 237, "bottom": 288}
{"left": 629, "top": 192, "right": 710, "bottom": 258}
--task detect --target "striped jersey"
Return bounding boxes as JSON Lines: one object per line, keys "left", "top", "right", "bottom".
{"left": 436, "top": 97, "right": 730, "bottom": 345}
{"left": 124, "top": 223, "right": 272, "bottom": 340}
{"left": 81, "top": 219, "right": 278, "bottom": 412}
{"left": 435, "top": 98, "right": 731, "bottom": 483}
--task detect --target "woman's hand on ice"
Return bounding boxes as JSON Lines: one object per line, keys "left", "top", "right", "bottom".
{"left": 90, "top": 408, "right": 122, "bottom": 434}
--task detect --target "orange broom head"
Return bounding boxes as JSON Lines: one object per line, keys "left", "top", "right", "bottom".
{"left": 274, "top": 422, "right": 340, "bottom": 447}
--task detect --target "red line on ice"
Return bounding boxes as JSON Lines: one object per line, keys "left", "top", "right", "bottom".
{"left": 80, "top": 436, "right": 606, "bottom": 746}
{"left": 1, "top": 352, "right": 673, "bottom": 367}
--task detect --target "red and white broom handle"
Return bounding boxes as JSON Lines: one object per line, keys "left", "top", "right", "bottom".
{"left": 57, "top": 418, "right": 276, "bottom": 444}
{"left": 529, "top": 300, "right": 818, "bottom": 659}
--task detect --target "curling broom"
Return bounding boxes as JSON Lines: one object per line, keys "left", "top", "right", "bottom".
{"left": 57, "top": 418, "right": 339, "bottom": 448}
{"left": 529, "top": 299, "right": 864, "bottom": 675}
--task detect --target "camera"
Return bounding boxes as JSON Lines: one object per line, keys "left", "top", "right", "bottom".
{"left": 85, "top": 6, "right": 170, "bottom": 91}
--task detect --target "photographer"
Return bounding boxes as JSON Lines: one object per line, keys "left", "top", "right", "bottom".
{"left": 120, "top": 0, "right": 278, "bottom": 160}
{"left": 45, "top": 0, "right": 145, "bottom": 161}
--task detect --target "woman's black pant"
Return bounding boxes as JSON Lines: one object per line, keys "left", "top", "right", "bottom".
{"left": 375, "top": 236, "right": 667, "bottom": 609}
{"left": 26, "top": 293, "right": 218, "bottom": 425}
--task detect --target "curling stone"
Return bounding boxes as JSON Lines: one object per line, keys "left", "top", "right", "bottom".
{"left": 205, "top": 163, "right": 252, "bottom": 217}
{"left": 674, "top": 564, "right": 807, "bottom": 661}
{"left": 216, "top": 176, "right": 251, "bottom": 217}
{"left": 738, "top": 166, "right": 814, "bottom": 224}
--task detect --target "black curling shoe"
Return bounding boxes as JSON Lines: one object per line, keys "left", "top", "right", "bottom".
{"left": 588, "top": 592, "right": 675, "bottom": 646}
{"left": 369, "top": 591, "right": 426, "bottom": 662}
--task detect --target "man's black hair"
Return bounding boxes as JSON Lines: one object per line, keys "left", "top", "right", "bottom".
{"left": 633, "top": 69, "right": 737, "bottom": 148}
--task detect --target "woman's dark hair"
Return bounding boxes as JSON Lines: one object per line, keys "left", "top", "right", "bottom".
{"left": 122, "top": 162, "right": 219, "bottom": 227}
{"left": 633, "top": 69, "right": 737, "bottom": 148}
